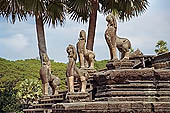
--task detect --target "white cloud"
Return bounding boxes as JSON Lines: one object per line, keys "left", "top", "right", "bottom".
{"left": 0, "top": 34, "right": 29, "bottom": 51}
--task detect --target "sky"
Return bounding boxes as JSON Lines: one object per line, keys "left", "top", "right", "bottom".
{"left": 0, "top": 0, "right": 170, "bottom": 63}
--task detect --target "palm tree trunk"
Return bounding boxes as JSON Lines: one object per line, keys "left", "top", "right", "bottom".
{"left": 35, "top": 14, "right": 47, "bottom": 64}
{"left": 86, "top": 0, "right": 98, "bottom": 51}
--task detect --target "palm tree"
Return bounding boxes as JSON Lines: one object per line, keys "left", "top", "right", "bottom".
{"left": 0, "top": 0, "right": 65, "bottom": 64}
{"left": 155, "top": 40, "right": 169, "bottom": 55}
{"left": 19, "top": 0, "right": 65, "bottom": 63}
{"left": 67, "top": 0, "right": 149, "bottom": 51}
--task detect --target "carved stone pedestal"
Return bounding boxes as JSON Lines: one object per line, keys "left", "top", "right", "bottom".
{"left": 66, "top": 92, "right": 90, "bottom": 102}
{"left": 81, "top": 68, "right": 96, "bottom": 76}
{"left": 106, "top": 60, "right": 134, "bottom": 70}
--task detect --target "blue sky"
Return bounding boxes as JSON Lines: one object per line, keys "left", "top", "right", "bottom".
{"left": 0, "top": 0, "right": 170, "bottom": 63}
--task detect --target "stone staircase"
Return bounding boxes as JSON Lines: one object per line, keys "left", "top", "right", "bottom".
{"left": 23, "top": 71, "right": 95, "bottom": 113}
{"left": 93, "top": 69, "right": 170, "bottom": 112}
{"left": 23, "top": 90, "right": 67, "bottom": 113}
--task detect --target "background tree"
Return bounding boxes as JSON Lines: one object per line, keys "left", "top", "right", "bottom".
{"left": 68, "top": 0, "right": 149, "bottom": 51}
{"left": 155, "top": 40, "right": 169, "bottom": 55}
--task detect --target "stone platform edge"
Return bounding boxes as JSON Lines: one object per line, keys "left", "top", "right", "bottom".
{"left": 52, "top": 101, "right": 170, "bottom": 113}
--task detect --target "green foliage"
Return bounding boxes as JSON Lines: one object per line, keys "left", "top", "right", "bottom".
{"left": 155, "top": 40, "right": 169, "bottom": 55}
{"left": 130, "top": 47, "right": 134, "bottom": 53}
{"left": 15, "top": 78, "right": 42, "bottom": 105}
{"left": 94, "top": 60, "right": 108, "bottom": 71}
{"left": 0, "top": 82, "right": 22, "bottom": 113}
{"left": 51, "top": 60, "right": 67, "bottom": 90}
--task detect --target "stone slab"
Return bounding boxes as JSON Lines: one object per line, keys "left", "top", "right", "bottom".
{"left": 52, "top": 101, "right": 170, "bottom": 113}
{"left": 95, "top": 96, "right": 170, "bottom": 102}
{"left": 94, "top": 69, "right": 170, "bottom": 85}
{"left": 106, "top": 60, "right": 135, "bottom": 70}
{"left": 66, "top": 92, "right": 90, "bottom": 102}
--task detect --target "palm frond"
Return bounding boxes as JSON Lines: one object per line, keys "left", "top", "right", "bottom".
{"left": 0, "top": 0, "right": 27, "bottom": 23}
{"left": 99, "top": 0, "right": 149, "bottom": 21}
{"left": 44, "top": 0, "right": 66, "bottom": 27}
{"left": 18, "top": 0, "right": 47, "bottom": 15}
{"left": 66, "top": 0, "right": 92, "bottom": 23}
{"left": 99, "top": 0, "right": 118, "bottom": 14}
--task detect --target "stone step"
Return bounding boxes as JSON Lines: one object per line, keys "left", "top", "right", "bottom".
{"left": 23, "top": 108, "right": 52, "bottom": 113}
{"left": 94, "top": 69, "right": 170, "bottom": 85}
{"left": 40, "top": 97, "right": 64, "bottom": 104}
{"left": 95, "top": 96, "right": 170, "bottom": 102}
{"left": 58, "top": 90, "right": 67, "bottom": 94}
{"left": 97, "top": 88, "right": 170, "bottom": 92}
{"left": 66, "top": 92, "right": 91, "bottom": 102}
{"left": 42, "top": 93, "right": 65, "bottom": 98}
{"left": 105, "top": 81, "right": 170, "bottom": 85}
{"left": 108, "top": 101, "right": 170, "bottom": 108}
{"left": 52, "top": 101, "right": 170, "bottom": 113}
{"left": 31, "top": 103, "right": 53, "bottom": 109}
{"left": 39, "top": 94, "right": 66, "bottom": 104}
{"left": 128, "top": 80, "right": 170, "bottom": 83}
{"left": 66, "top": 82, "right": 92, "bottom": 87}
{"left": 97, "top": 83, "right": 170, "bottom": 89}
{"left": 96, "top": 83, "right": 170, "bottom": 93}
{"left": 95, "top": 91, "right": 170, "bottom": 97}
{"left": 65, "top": 87, "right": 92, "bottom": 93}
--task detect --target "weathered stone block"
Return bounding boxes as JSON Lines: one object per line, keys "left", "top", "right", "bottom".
{"left": 153, "top": 61, "right": 170, "bottom": 69}
{"left": 154, "top": 69, "right": 170, "bottom": 80}
{"left": 131, "top": 102, "right": 144, "bottom": 108}
{"left": 85, "top": 102, "right": 108, "bottom": 110}
{"left": 53, "top": 103, "right": 86, "bottom": 110}
{"left": 108, "top": 102, "right": 119, "bottom": 109}
{"left": 106, "top": 60, "right": 134, "bottom": 70}
{"left": 153, "top": 102, "right": 170, "bottom": 108}
{"left": 66, "top": 92, "right": 90, "bottom": 102}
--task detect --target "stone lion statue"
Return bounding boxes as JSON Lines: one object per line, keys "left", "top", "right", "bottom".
{"left": 66, "top": 44, "right": 89, "bottom": 93}
{"left": 40, "top": 53, "right": 60, "bottom": 95}
{"left": 105, "top": 14, "right": 131, "bottom": 61}
{"left": 76, "top": 30, "right": 95, "bottom": 69}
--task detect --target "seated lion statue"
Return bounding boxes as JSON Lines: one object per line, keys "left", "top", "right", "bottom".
{"left": 66, "top": 44, "right": 89, "bottom": 93}
{"left": 76, "top": 30, "right": 95, "bottom": 69}
{"left": 40, "top": 53, "right": 60, "bottom": 95}
{"left": 105, "top": 14, "right": 131, "bottom": 61}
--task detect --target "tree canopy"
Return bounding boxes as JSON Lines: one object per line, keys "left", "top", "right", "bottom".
{"left": 155, "top": 40, "right": 169, "bottom": 55}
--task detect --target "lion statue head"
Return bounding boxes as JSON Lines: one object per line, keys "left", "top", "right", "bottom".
{"left": 79, "top": 30, "right": 86, "bottom": 42}
{"left": 66, "top": 44, "right": 77, "bottom": 61}
{"left": 106, "top": 14, "right": 117, "bottom": 27}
